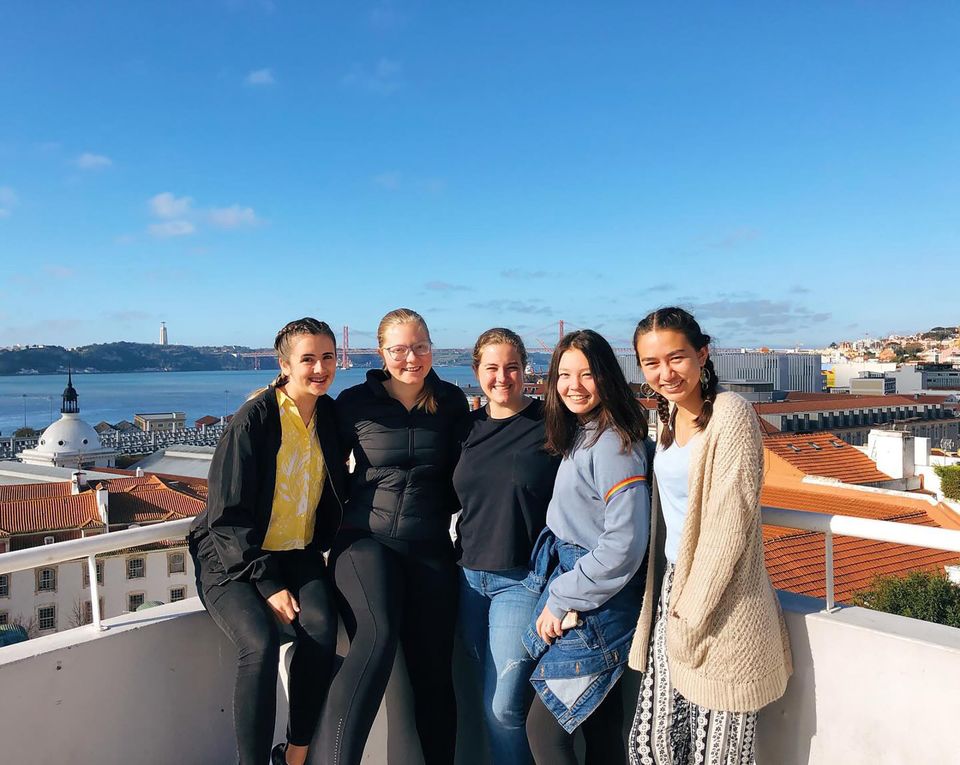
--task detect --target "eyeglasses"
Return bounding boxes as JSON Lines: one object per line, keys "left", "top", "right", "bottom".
{"left": 382, "top": 342, "right": 432, "bottom": 361}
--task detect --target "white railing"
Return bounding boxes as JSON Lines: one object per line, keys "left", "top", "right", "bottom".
{"left": 761, "top": 505, "right": 960, "bottom": 610}
{"left": 3, "top": 507, "right": 960, "bottom": 633}
{"left": 0, "top": 518, "right": 194, "bottom": 631}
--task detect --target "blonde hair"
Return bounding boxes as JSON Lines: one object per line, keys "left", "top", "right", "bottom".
{"left": 471, "top": 327, "right": 528, "bottom": 370}
{"left": 378, "top": 308, "right": 437, "bottom": 414}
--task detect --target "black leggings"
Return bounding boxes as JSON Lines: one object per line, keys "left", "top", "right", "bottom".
{"left": 195, "top": 547, "right": 338, "bottom": 765}
{"left": 310, "top": 535, "right": 459, "bottom": 765}
{"left": 526, "top": 682, "right": 626, "bottom": 765}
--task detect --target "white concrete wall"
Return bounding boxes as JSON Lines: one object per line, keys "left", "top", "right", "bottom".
{"left": 759, "top": 593, "right": 960, "bottom": 764}
{"left": 2, "top": 593, "right": 960, "bottom": 764}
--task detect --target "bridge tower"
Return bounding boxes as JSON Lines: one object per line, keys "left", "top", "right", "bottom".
{"left": 341, "top": 326, "right": 350, "bottom": 369}
{"left": 559, "top": 320, "right": 565, "bottom": 343}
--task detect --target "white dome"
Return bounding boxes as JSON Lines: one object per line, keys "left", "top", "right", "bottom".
{"left": 36, "top": 413, "right": 103, "bottom": 455}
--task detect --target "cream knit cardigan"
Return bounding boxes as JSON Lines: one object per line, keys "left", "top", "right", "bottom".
{"left": 627, "top": 392, "right": 792, "bottom": 712}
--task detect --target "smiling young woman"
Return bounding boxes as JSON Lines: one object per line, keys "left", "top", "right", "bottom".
{"left": 453, "top": 328, "right": 560, "bottom": 763}
{"left": 188, "top": 318, "right": 346, "bottom": 765}
{"left": 312, "top": 308, "right": 468, "bottom": 765}
{"left": 627, "top": 307, "right": 792, "bottom": 765}
{"left": 523, "top": 329, "right": 650, "bottom": 765}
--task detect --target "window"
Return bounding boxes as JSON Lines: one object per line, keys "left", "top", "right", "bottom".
{"left": 128, "top": 593, "right": 145, "bottom": 611}
{"left": 127, "top": 557, "right": 145, "bottom": 579}
{"left": 37, "top": 567, "right": 57, "bottom": 592}
{"left": 37, "top": 605, "right": 56, "bottom": 631}
{"left": 82, "top": 599, "right": 103, "bottom": 625}
{"left": 170, "top": 586, "right": 186, "bottom": 603}
{"left": 82, "top": 560, "right": 105, "bottom": 587}
{"left": 0, "top": 573, "right": 8, "bottom": 598}
{"left": 167, "top": 552, "right": 185, "bottom": 575}
{"left": 0, "top": 611, "right": 8, "bottom": 626}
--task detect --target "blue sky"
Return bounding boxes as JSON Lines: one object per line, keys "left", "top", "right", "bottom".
{"left": 1, "top": 1, "right": 958, "bottom": 351}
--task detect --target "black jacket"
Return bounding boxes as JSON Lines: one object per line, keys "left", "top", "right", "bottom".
{"left": 189, "top": 386, "right": 346, "bottom": 598}
{"left": 336, "top": 369, "right": 468, "bottom": 543}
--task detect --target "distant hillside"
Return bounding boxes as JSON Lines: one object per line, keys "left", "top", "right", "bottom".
{"left": 0, "top": 342, "right": 256, "bottom": 375}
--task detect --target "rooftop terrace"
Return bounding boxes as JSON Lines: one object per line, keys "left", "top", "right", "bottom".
{"left": 2, "top": 509, "right": 959, "bottom": 763}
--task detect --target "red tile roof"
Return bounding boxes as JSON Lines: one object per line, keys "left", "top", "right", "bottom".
{"left": 0, "top": 475, "right": 206, "bottom": 537}
{"left": 764, "top": 521, "right": 960, "bottom": 603}
{"left": 0, "top": 481, "right": 74, "bottom": 502}
{"left": 755, "top": 395, "right": 940, "bottom": 415}
{"left": 763, "top": 432, "right": 893, "bottom": 485}
{"left": 760, "top": 478, "right": 960, "bottom": 602}
{"left": 0, "top": 494, "right": 103, "bottom": 535}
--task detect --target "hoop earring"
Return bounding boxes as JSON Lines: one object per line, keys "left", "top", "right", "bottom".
{"left": 700, "top": 366, "right": 710, "bottom": 390}
{"left": 639, "top": 382, "right": 655, "bottom": 398}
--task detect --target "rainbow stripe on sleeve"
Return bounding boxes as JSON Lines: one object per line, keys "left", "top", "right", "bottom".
{"left": 603, "top": 475, "right": 646, "bottom": 503}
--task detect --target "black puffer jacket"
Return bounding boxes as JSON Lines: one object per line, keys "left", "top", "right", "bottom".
{"left": 336, "top": 369, "right": 468, "bottom": 543}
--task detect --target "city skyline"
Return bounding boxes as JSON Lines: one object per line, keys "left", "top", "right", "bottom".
{"left": 2, "top": 2, "right": 959, "bottom": 349}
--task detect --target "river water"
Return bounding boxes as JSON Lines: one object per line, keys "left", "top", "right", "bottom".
{"left": 0, "top": 367, "right": 482, "bottom": 434}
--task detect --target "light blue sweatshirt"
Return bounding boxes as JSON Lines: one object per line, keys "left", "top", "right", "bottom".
{"left": 545, "top": 424, "right": 651, "bottom": 617}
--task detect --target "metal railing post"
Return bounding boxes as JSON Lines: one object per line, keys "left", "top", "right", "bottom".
{"left": 87, "top": 555, "right": 106, "bottom": 631}
{"left": 823, "top": 530, "right": 839, "bottom": 613}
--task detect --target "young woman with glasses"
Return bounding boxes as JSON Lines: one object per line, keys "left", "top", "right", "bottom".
{"left": 627, "top": 307, "right": 792, "bottom": 764}
{"left": 454, "top": 328, "right": 560, "bottom": 764}
{"left": 188, "top": 318, "right": 346, "bottom": 765}
{"left": 311, "top": 308, "right": 468, "bottom": 765}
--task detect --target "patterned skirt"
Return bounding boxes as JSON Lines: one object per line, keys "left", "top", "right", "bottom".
{"left": 629, "top": 563, "right": 758, "bottom": 765}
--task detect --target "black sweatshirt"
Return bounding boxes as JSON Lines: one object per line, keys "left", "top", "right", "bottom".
{"left": 453, "top": 399, "right": 560, "bottom": 571}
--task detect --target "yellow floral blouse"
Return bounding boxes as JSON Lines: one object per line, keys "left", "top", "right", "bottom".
{"left": 262, "top": 387, "right": 327, "bottom": 551}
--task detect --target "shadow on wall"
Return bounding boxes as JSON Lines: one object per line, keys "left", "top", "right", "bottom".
{"left": 756, "top": 593, "right": 819, "bottom": 765}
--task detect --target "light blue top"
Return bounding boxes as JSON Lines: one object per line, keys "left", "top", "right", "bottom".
{"left": 545, "top": 424, "right": 650, "bottom": 617}
{"left": 655, "top": 435, "right": 698, "bottom": 564}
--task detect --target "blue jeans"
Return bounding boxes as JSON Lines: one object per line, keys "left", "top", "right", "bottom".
{"left": 459, "top": 566, "right": 541, "bottom": 765}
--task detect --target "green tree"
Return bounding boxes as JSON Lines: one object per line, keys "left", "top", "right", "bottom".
{"left": 933, "top": 464, "right": 960, "bottom": 500}
{"left": 13, "top": 426, "right": 38, "bottom": 437}
{"left": 852, "top": 569, "right": 960, "bottom": 627}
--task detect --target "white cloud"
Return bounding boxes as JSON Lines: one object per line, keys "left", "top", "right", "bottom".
{"left": 149, "top": 192, "right": 193, "bottom": 219}
{"left": 208, "top": 204, "right": 260, "bottom": 228}
{"left": 246, "top": 68, "right": 275, "bottom": 86}
{"left": 0, "top": 186, "right": 18, "bottom": 218}
{"left": 75, "top": 152, "right": 113, "bottom": 170}
{"left": 148, "top": 220, "right": 195, "bottom": 238}
{"left": 373, "top": 171, "right": 402, "bottom": 190}
{"left": 342, "top": 58, "right": 403, "bottom": 94}
{"left": 43, "top": 265, "right": 75, "bottom": 279}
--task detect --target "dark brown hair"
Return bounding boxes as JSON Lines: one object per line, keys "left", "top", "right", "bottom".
{"left": 272, "top": 317, "right": 337, "bottom": 388}
{"left": 544, "top": 329, "right": 648, "bottom": 456}
{"left": 633, "top": 306, "right": 718, "bottom": 448}
{"left": 471, "top": 327, "right": 528, "bottom": 370}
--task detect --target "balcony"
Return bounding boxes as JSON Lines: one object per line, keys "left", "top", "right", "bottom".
{"left": 2, "top": 512, "right": 960, "bottom": 764}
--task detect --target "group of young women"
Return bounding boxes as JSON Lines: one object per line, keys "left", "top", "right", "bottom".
{"left": 188, "top": 306, "right": 793, "bottom": 765}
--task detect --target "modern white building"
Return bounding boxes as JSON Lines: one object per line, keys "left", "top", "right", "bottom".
{"left": 159, "top": 321, "right": 168, "bottom": 346}
{"left": 714, "top": 351, "right": 822, "bottom": 392}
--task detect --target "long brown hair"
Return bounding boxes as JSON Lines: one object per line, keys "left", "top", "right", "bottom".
{"left": 377, "top": 307, "right": 438, "bottom": 414}
{"left": 633, "top": 306, "right": 718, "bottom": 448}
{"left": 544, "top": 329, "right": 647, "bottom": 456}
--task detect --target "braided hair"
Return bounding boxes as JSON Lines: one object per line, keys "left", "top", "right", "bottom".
{"left": 634, "top": 307, "right": 718, "bottom": 448}
{"left": 272, "top": 317, "right": 337, "bottom": 388}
